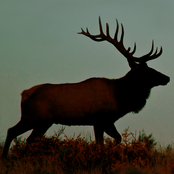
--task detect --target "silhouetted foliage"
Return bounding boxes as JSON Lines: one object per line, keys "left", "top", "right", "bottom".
{"left": 1, "top": 128, "right": 174, "bottom": 173}
{"left": 1, "top": 128, "right": 170, "bottom": 173}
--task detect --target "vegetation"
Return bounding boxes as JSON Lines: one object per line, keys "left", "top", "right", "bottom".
{"left": 0, "top": 127, "right": 174, "bottom": 174}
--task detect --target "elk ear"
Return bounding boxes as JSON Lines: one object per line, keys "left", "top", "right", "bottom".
{"left": 138, "top": 62, "right": 148, "bottom": 69}
{"left": 128, "top": 60, "right": 148, "bottom": 71}
{"left": 127, "top": 59, "right": 138, "bottom": 69}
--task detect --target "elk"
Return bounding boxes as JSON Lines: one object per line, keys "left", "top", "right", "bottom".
{"left": 2, "top": 17, "right": 170, "bottom": 158}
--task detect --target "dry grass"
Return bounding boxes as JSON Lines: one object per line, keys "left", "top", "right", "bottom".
{"left": 0, "top": 128, "right": 174, "bottom": 174}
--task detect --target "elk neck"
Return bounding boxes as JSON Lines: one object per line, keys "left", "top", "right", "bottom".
{"left": 112, "top": 70, "right": 151, "bottom": 114}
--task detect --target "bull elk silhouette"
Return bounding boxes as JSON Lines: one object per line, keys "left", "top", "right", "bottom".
{"left": 2, "top": 17, "right": 170, "bottom": 158}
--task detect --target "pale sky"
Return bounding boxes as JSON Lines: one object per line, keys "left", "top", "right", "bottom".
{"left": 0, "top": 1, "right": 174, "bottom": 146}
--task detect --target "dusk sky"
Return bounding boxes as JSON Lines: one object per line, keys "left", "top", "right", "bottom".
{"left": 0, "top": 1, "right": 174, "bottom": 146}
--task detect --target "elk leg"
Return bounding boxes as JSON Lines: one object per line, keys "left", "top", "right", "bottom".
{"left": 1, "top": 120, "right": 33, "bottom": 159}
{"left": 93, "top": 124, "right": 104, "bottom": 144}
{"left": 104, "top": 123, "right": 121, "bottom": 144}
{"left": 26, "top": 123, "right": 52, "bottom": 143}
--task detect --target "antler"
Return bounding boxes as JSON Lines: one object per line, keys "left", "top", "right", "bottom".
{"left": 78, "top": 17, "right": 162, "bottom": 64}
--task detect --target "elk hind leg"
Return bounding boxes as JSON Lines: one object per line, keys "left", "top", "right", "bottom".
{"left": 2, "top": 120, "right": 33, "bottom": 159}
{"left": 26, "top": 123, "right": 52, "bottom": 143}
{"left": 104, "top": 123, "right": 121, "bottom": 144}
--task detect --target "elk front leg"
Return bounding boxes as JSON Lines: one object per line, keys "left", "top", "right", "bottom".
{"left": 93, "top": 124, "right": 104, "bottom": 144}
{"left": 104, "top": 123, "right": 121, "bottom": 144}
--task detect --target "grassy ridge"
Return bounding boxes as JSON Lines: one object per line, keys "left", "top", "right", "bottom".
{"left": 0, "top": 128, "right": 174, "bottom": 174}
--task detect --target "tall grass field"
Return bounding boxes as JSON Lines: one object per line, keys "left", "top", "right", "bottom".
{"left": 0, "top": 127, "right": 174, "bottom": 174}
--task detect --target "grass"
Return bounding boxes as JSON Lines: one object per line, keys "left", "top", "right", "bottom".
{"left": 0, "top": 127, "right": 174, "bottom": 174}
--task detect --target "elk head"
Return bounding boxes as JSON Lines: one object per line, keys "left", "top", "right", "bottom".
{"left": 78, "top": 17, "right": 170, "bottom": 88}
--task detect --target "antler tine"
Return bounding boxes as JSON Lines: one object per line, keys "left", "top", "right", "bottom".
{"left": 78, "top": 27, "right": 104, "bottom": 42}
{"left": 86, "top": 28, "right": 90, "bottom": 34}
{"left": 113, "top": 19, "right": 129, "bottom": 55}
{"left": 78, "top": 17, "right": 107, "bottom": 42}
{"left": 78, "top": 28, "right": 84, "bottom": 34}
{"left": 133, "top": 41, "right": 162, "bottom": 62}
{"left": 78, "top": 27, "right": 89, "bottom": 36}
{"left": 137, "top": 40, "right": 154, "bottom": 62}
{"left": 145, "top": 46, "right": 163, "bottom": 61}
{"left": 99, "top": 16, "right": 104, "bottom": 36}
{"left": 129, "top": 43, "right": 136, "bottom": 56}
{"left": 114, "top": 19, "right": 119, "bottom": 42}
{"left": 106, "top": 23, "right": 110, "bottom": 37}
{"left": 145, "top": 40, "right": 154, "bottom": 57}
{"left": 120, "top": 24, "right": 124, "bottom": 44}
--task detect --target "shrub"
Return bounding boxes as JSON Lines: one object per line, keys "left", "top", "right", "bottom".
{"left": 1, "top": 127, "right": 173, "bottom": 174}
